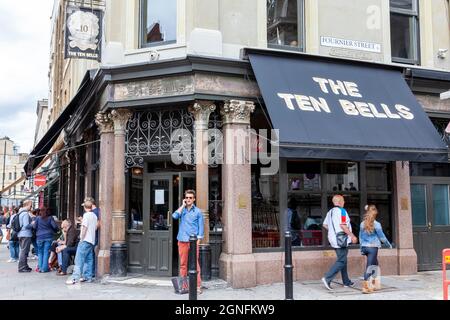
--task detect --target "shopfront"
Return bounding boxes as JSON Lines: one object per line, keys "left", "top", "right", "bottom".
{"left": 221, "top": 48, "right": 450, "bottom": 287}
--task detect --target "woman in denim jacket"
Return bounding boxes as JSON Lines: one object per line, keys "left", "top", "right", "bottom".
{"left": 359, "top": 204, "right": 392, "bottom": 293}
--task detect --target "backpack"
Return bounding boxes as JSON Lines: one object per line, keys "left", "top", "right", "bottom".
{"left": 290, "top": 209, "right": 301, "bottom": 230}
{"left": 11, "top": 214, "right": 22, "bottom": 233}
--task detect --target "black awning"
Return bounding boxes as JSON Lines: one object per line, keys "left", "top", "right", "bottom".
{"left": 24, "top": 72, "right": 93, "bottom": 175}
{"left": 247, "top": 49, "right": 448, "bottom": 162}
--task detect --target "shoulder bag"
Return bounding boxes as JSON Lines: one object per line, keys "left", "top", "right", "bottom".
{"left": 331, "top": 208, "right": 348, "bottom": 248}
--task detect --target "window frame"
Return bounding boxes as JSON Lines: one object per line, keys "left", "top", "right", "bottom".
{"left": 139, "top": 0, "right": 177, "bottom": 49}
{"left": 252, "top": 159, "right": 395, "bottom": 252}
{"left": 390, "top": 0, "right": 420, "bottom": 65}
{"left": 267, "top": 0, "right": 305, "bottom": 52}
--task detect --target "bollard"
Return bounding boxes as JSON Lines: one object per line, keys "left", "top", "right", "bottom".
{"left": 189, "top": 234, "right": 198, "bottom": 300}
{"left": 284, "top": 231, "right": 294, "bottom": 300}
{"left": 443, "top": 248, "right": 450, "bottom": 300}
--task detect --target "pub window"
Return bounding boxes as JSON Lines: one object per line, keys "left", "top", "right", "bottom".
{"left": 140, "top": 0, "right": 177, "bottom": 48}
{"left": 366, "top": 162, "right": 393, "bottom": 243}
{"left": 252, "top": 164, "right": 280, "bottom": 248}
{"left": 267, "top": 0, "right": 305, "bottom": 51}
{"left": 128, "top": 168, "right": 143, "bottom": 230}
{"left": 390, "top": 0, "right": 420, "bottom": 65}
{"left": 287, "top": 161, "right": 322, "bottom": 247}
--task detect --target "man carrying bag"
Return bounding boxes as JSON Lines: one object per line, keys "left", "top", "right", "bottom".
{"left": 321, "top": 195, "right": 358, "bottom": 291}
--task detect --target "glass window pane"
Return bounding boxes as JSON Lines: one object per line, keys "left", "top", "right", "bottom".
{"left": 410, "top": 162, "right": 450, "bottom": 177}
{"left": 411, "top": 184, "right": 427, "bottom": 226}
{"left": 327, "top": 194, "right": 360, "bottom": 240}
{"left": 142, "top": 0, "right": 177, "bottom": 46}
{"left": 287, "top": 161, "right": 321, "bottom": 192}
{"left": 287, "top": 194, "right": 322, "bottom": 247}
{"left": 433, "top": 185, "right": 450, "bottom": 226}
{"left": 150, "top": 179, "right": 169, "bottom": 230}
{"left": 267, "top": 0, "right": 300, "bottom": 48}
{"left": 325, "top": 162, "right": 359, "bottom": 192}
{"left": 390, "top": 0, "right": 413, "bottom": 10}
{"left": 367, "top": 194, "right": 393, "bottom": 242}
{"left": 129, "top": 171, "right": 143, "bottom": 230}
{"left": 390, "top": 13, "right": 415, "bottom": 60}
{"left": 366, "top": 163, "right": 391, "bottom": 192}
{"left": 252, "top": 170, "right": 280, "bottom": 248}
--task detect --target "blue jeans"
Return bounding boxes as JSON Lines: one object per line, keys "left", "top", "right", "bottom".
{"left": 361, "top": 246, "right": 379, "bottom": 280}
{"left": 37, "top": 239, "right": 52, "bottom": 272}
{"left": 324, "top": 247, "right": 351, "bottom": 285}
{"left": 9, "top": 240, "right": 19, "bottom": 260}
{"left": 61, "top": 246, "right": 77, "bottom": 273}
{"left": 71, "top": 241, "right": 94, "bottom": 281}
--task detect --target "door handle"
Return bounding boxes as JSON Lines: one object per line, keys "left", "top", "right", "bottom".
{"left": 167, "top": 210, "right": 172, "bottom": 227}
{"left": 427, "top": 222, "right": 432, "bottom": 230}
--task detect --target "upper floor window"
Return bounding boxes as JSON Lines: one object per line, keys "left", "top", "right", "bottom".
{"left": 140, "top": 0, "right": 177, "bottom": 48}
{"left": 390, "top": 0, "right": 420, "bottom": 65}
{"left": 267, "top": 0, "right": 304, "bottom": 51}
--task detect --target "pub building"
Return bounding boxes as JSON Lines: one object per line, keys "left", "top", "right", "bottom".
{"left": 25, "top": 48, "right": 450, "bottom": 288}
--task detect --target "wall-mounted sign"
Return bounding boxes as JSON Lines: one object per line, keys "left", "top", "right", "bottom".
{"left": 320, "top": 36, "right": 381, "bottom": 53}
{"left": 65, "top": 6, "right": 103, "bottom": 61}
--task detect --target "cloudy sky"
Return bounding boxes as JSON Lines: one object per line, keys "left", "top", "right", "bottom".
{"left": 0, "top": 0, "right": 54, "bottom": 154}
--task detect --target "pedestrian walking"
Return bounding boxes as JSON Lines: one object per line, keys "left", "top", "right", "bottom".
{"left": 321, "top": 195, "right": 358, "bottom": 290}
{"left": 33, "top": 207, "right": 59, "bottom": 273}
{"left": 172, "top": 189, "right": 204, "bottom": 294}
{"left": 66, "top": 200, "right": 97, "bottom": 284}
{"left": 17, "top": 200, "right": 34, "bottom": 272}
{"left": 359, "top": 204, "right": 393, "bottom": 293}
{"left": 5, "top": 207, "right": 19, "bottom": 262}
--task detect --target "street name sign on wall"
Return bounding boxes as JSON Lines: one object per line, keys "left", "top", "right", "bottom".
{"left": 64, "top": 6, "right": 103, "bottom": 61}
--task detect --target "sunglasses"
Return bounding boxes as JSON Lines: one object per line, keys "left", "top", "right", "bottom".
{"left": 185, "top": 196, "right": 194, "bottom": 199}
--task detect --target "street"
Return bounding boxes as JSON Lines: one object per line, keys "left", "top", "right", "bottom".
{"left": 0, "top": 242, "right": 445, "bottom": 300}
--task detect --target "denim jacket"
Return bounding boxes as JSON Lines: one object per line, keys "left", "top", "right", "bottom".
{"left": 359, "top": 221, "right": 392, "bottom": 248}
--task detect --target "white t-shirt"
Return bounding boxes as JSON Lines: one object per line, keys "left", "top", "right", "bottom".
{"left": 81, "top": 211, "right": 98, "bottom": 245}
{"left": 323, "top": 207, "right": 352, "bottom": 249}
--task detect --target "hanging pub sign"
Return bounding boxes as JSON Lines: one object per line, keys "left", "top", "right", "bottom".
{"left": 64, "top": 6, "right": 103, "bottom": 61}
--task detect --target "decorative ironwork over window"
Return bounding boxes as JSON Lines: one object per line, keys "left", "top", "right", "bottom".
{"left": 125, "top": 109, "right": 195, "bottom": 169}
{"left": 208, "top": 110, "right": 223, "bottom": 168}
{"left": 431, "top": 118, "right": 450, "bottom": 147}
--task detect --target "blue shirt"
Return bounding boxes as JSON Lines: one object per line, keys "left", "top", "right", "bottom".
{"left": 17, "top": 209, "right": 33, "bottom": 238}
{"left": 359, "top": 221, "right": 392, "bottom": 248}
{"left": 172, "top": 205, "right": 204, "bottom": 242}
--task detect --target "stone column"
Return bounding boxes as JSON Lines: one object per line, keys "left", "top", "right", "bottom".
{"left": 393, "top": 161, "right": 417, "bottom": 275}
{"left": 95, "top": 111, "right": 115, "bottom": 276}
{"left": 110, "top": 109, "right": 132, "bottom": 276}
{"left": 189, "top": 101, "right": 216, "bottom": 280}
{"left": 66, "top": 151, "right": 76, "bottom": 224}
{"left": 219, "top": 100, "right": 256, "bottom": 288}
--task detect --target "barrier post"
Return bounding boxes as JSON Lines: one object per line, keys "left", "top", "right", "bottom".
{"left": 189, "top": 234, "right": 198, "bottom": 300}
{"left": 284, "top": 231, "right": 294, "bottom": 300}
{"left": 443, "top": 249, "right": 450, "bottom": 300}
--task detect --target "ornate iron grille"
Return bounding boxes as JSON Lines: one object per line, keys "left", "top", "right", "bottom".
{"left": 432, "top": 118, "right": 450, "bottom": 147}
{"left": 208, "top": 110, "right": 223, "bottom": 168}
{"left": 125, "top": 109, "right": 195, "bottom": 169}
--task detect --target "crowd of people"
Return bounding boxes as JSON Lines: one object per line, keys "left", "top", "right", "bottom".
{"left": 0, "top": 196, "right": 100, "bottom": 285}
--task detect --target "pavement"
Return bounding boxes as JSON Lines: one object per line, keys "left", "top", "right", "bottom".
{"left": 0, "top": 242, "right": 446, "bottom": 300}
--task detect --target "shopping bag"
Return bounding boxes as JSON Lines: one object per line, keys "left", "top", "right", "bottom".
{"left": 171, "top": 276, "right": 189, "bottom": 294}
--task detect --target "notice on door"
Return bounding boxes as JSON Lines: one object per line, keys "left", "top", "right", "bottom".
{"left": 155, "top": 189, "right": 165, "bottom": 204}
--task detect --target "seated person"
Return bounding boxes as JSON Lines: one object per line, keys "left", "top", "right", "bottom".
{"left": 56, "top": 220, "right": 79, "bottom": 276}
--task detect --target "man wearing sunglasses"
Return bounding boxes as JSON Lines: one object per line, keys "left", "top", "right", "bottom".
{"left": 172, "top": 189, "right": 204, "bottom": 293}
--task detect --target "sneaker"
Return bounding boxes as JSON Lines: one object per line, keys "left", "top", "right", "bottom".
{"left": 18, "top": 269, "right": 32, "bottom": 273}
{"left": 65, "top": 278, "right": 77, "bottom": 285}
{"left": 80, "top": 278, "right": 93, "bottom": 283}
{"left": 344, "top": 281, "right": 355, "bottom": 288}
{"left": 6, "top": 258, "right": 13, "bottom": 263}
{"left": 321, "top": 277, "right": 333, "bottom": 291}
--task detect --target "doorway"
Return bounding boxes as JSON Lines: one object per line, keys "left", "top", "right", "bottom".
{"left": 141, "top": 171, "right": 195, "bottom": 276}
{"left": 411, "top": 177, "right": 450, "bottom": 270}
